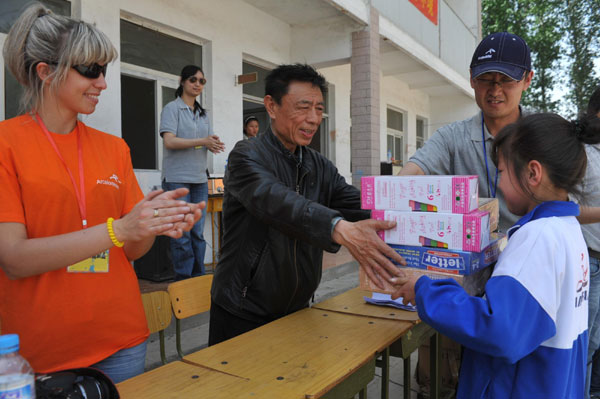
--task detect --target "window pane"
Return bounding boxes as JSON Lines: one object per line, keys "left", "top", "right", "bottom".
{"left": 243, "top": 100, "right": 269, "bottom": 138}
{"left": 121, "top": 75, "right": 156, "bottom": 169}
{"left": 120, "top": 20, "right": 202, "bottom": 76}
{"left": 394, "top": 136, "right": 402, "bottom": 163}
{"left": 308, "top": 119, "right": 323, "bottom": 154}
{"left": 161, "top": 86, "right": 177, "bottom": 109}
{"left": 416, "top": 119, "right": 424, "bottom": 138}
{"left": 387, "top": 108, "right": 403, "bottom": 131}
{"left": 0, "top": 0, "right": 70, "bottom": 34}
{"left": 242, "top": 62, "right": 270, "bottom": 99}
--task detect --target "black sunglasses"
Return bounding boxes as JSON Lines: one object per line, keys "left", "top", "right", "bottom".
{"left": 72, "top": 63, "right": 108, "bottom": 79}
{"left": 188, "top": 76, "right": 207, "bottom": 85}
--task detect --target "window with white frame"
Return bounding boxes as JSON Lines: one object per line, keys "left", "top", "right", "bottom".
{"left": 242, "top": 61, "right": 270, "bottom": 139}
{"left": 386, "top": 107, "right": 406, "bottom": 165}
{"left": 119, "top": 19, "right": 203, "bottom": 170}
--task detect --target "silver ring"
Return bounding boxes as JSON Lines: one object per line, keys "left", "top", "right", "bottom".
{"left": 153, "top": 209, "right": 159, "bottom": 218}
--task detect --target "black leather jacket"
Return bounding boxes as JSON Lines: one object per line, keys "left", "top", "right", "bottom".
{"left": 211, "top": 127, "right": 369, "bottom": 323}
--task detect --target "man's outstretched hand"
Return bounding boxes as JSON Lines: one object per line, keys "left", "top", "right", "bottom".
{"left": 332, "top": 219, "right": 406, "bottom": 290}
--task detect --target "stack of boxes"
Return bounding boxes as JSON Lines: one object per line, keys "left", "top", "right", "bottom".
{"left": 359, "top": 175, "right": 505, "bottom": 296}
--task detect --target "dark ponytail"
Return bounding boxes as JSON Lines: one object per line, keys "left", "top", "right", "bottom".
{"left": 587, "top": 86, "right": 600, "bottom": 117}
{"left": 492, "top": 113, "right": 600, "bottom": 200}
{"left": 175, "top": 64, "right": 206, "bottom": 117}
{"left": 572, "top": 115, "right": 600, "bottom": 145}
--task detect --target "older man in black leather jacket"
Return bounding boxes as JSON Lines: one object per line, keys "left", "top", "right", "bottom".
{"left": 209, "top": 64, "right": 404, "bottom": 345}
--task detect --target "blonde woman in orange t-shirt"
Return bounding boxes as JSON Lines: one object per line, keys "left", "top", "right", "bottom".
{"left": 0, "top": 4, "right": 203, "bottom": 382}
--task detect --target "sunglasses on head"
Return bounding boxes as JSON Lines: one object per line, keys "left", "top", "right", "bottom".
{"left": 72, "top": 63, "right": 108, "bottom": 79}
{"left": 188, "top": 76, "right": 207, "bottom": 85}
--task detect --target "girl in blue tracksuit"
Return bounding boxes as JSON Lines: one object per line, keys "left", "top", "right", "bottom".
{"left": 392, "top": 113, "right": 600, "bottom": 398}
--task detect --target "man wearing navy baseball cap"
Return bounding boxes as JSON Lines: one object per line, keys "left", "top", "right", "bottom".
{"left": 400, "top": 31, "right": 533, "bottom": 233}
{"left": 398, "top": 32, "right": 534, "bottom": 396}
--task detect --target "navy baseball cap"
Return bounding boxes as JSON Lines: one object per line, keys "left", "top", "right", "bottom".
{"left": 470, "top": 32, "right": 531, "bottom": 81}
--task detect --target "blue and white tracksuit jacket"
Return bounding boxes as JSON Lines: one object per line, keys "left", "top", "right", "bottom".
{"left": 415, "top": 201, "right": 589, "bottom": 398}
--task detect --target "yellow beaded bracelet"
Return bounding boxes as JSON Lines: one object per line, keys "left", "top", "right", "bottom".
{"left": 106, "top": 217, "right": 124, "bottom": 248}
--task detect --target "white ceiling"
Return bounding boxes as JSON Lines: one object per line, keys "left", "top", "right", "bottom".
{"left": 381, "top": 38, "right": 464, "bottom": 97}
{"left": 242, "top": 0, "right": 344, "bottom": 25}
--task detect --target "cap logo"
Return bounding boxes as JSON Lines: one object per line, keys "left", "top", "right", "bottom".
{"left": 478, "top": 48, "right": 496, "bottom": 61}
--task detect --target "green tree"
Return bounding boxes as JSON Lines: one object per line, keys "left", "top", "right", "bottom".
{"left": 482, "top": 0, "right": 563, "bottom": 113}
{"left": 564, "top": 0, "right": 600, "bottom": 117}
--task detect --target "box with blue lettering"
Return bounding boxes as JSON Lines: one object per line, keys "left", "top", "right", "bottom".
{"left": 360, "top": 233, "right": 507, "bottom": 296}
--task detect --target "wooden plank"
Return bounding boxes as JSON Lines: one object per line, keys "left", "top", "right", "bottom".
{"left": 141, "top": 291, "right": 172, "bottom": 334}
{"left": 167, "top": 275, "right": 213, "bottom": 319}
{"left": 116, "top": 361, "right": 249, "bottom": 399}
{"left": 207, "top": 196, "right": 223, "bottom": 213}
{"left": 184, "top": 308, "right": 412, "bottom": 398}
{"left": 313, "top": 287, "right": 420, "bottom": 322}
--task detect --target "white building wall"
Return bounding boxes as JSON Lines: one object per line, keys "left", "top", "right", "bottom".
{"left": 439, "top": 0, "right": 478, "bottom": 79}
{"left": 77, "top": 0, "right": 122, "bottom": 136}
{"left": 380, "top": 75, "right": 431, "bottom": 162}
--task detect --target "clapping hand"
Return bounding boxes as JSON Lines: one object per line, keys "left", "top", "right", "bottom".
{"left": 114, "top": 188, "right": 204, "bottom": 241}
{"left": 206, "top": 135, "right": 225, "bottom": 154}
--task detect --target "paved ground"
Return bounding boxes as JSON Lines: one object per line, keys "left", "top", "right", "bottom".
{"left": 142, "top": 260, "right": 421, "bottom": 398}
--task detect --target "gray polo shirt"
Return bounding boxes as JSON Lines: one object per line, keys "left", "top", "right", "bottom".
{"left": 409, "top": 111, "right": 519, "bottom": 233}
{"left": 572, "top": 144, "right": 600, "bottom": 254}
{"left": 160, "top": 96, "right": 210, "bottom": 183}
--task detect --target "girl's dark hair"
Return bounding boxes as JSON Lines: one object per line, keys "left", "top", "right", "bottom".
{"left": 492, "top": 113, "right": 600, "bottom": 200}
{"left": 588, "top": 86, "right": 600, "bottom": 117}
{"left": 175, "top": 64, "right": 205, "bottom": 116}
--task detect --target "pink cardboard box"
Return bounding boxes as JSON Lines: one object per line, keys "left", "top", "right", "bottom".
{"left": 372, "top": 209, "right": 490, "bottom": 252}
{"left": 361, "top": 175, "right": 479, "bottom": 214}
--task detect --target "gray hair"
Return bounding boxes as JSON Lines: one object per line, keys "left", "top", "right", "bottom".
{"left": 2, "top": 3, "right": 118, "bottom": 113}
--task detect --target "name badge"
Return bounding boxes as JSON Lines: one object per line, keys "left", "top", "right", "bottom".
{"left": 67, "top": 249, "right": 109, "bottom": 273}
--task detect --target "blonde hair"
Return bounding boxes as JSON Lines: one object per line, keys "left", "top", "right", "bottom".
{"left": 2, "top": 3, "right": 118, "bottom": 113}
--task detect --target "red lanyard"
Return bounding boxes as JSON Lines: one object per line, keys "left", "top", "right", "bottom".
{"left": 36, "top": 114, "right": 88, "bottom": 228}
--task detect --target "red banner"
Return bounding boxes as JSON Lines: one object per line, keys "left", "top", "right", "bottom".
{"left": 409, "top": 0, "right": 438, "bottom": 25}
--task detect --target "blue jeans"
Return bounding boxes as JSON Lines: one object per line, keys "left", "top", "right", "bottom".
{"left": 161, "top": 181, "right": 208, "bottom": 279}
{"left": 587, "top": 256, "right": 600, "bottom": 398}
{"left": 90, "top": 341, "right": 147, "bottom": 384}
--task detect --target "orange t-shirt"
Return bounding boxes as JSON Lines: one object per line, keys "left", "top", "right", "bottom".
{"left": 0, "top": 115, "right": 149, "bottom": 372}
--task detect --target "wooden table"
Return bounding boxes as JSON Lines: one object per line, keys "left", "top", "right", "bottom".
{"left": 205, "top": 195, "right": 223, "bottom": 270}
{"left": 183, "top": 307, "right": 415, "bottom": 398}
{"left": 116, "top": 361, "right": 250, "bottom": 399}
{"left": 312, "top": 288, "right": 440, "bottom": 399}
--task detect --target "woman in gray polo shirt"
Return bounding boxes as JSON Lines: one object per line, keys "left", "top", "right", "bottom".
{"left": 160, "top": 65, "right": 225, "bottom": 279}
